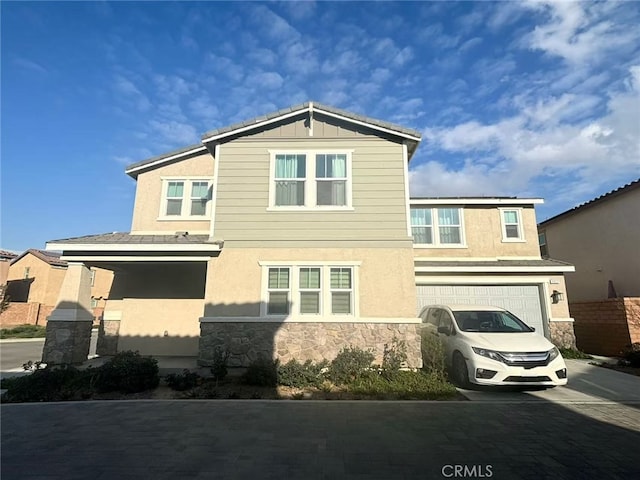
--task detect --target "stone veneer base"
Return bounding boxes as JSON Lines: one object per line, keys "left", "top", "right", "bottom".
{"left": 97, "top": 319, "right": 121, "bottom": 356}
{"left": 199, "top": 322, "right": 423, "bottom": 368}
{"left": 549, "top": 321, "right": 577, "bottom": 349}
{"left": 42, "top": 320, "right": 93, "bottom": 365}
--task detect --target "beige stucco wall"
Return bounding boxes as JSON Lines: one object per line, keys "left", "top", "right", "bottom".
{"left": 7, "top": 255, "right": 66, "bottom": 306}
{"left": 548, "top": 274, "right": 571, "bottom": 319}
{"left": 203, "top": 247, "right": 417, "bottom": 319}
{"left": 0, "top": 260, "right": 10, "bottom": 285}
{"left": 130, "top": 152, "right": 215, "bottom": 233}
{"left": 413, "top": 206, "right": 541, "bottom": 258}
{"left": 118, "top": 298, "right": 203, "bottom": 356}
{"left": 540, "top": 188, "right": 640, "bottom": 301}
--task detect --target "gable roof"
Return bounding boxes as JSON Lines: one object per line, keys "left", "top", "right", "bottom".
{"left": 539, "top": 178, "right": 640, "bottom": 227}
{"left": 10, "top": 249, "right": 68, "bottom": 268}
{"left": 125, "top": 101, "right": 422, "bottom": 178}
{"left": 0, "top": 250, "right": 18, "bottom": 260}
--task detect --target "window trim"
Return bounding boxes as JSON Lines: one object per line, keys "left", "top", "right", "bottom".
{"left": 259, "top": 262, "right": 360, "bottom": 318}
{"left": 410, "top": 207, "right": 467, "bottom": 248}
{"left": 499, "top": 208, "right": 525, "bottom": 243}
{"left": 538, "top": 231, "right": 548, "bottom": 257}
{"left": 158, "top": 176, "right": 214, "bottom": 221}
{"left": 267, "top": 150, "right": 354, "bottom": 211}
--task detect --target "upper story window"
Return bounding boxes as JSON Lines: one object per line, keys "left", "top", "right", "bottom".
{"left": 410, "top": 207, "right": 465, "bottom": 247}
{"left": 160, "top": 177, "right": 213, "bottom": 220}
{"left": 500, "top": 208, "right": 524, "bottom": 242}
{"left": 90, "top": 270, "right": 96, "bottom": 287}
{"left": 538, "top": 232, "right": 548, "bottom": 257}
{"left": 24, "top": 266, "right": 30, "bottom": 279}
{"left": 269, "top": 151, "right": 352, "bottom": 210}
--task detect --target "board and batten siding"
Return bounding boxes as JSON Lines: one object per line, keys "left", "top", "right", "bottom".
{"left": 213, "top": 138, "right": 410, "bottom": 244}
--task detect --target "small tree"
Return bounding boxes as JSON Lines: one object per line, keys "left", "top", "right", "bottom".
{"left": 0, "top": 284, "right": 10, "bottom": 315}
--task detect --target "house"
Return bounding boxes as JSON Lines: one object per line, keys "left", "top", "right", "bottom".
{"left": 42, "top": 102, "right": 575, "bottom": 366}
{"left": 0, "top": 250, "right": 18, "bottom": 286}
{"left": 538, "top": 179, "right": 640, "bottom": 355}
{"left": 0, "top": 249, "right": 113, "bottom": 328}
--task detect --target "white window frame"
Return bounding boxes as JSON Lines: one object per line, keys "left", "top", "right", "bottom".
{"left": 267, "top": 150, "right": 354, "bottom": 211}
{"left": 538, "top": 232, "right": 548, "bottom": 257}
{"left": 158, "top": 176, "right": 214, "bottom": 221}
{"left": 90, "top": 269, "right": 96, "bottom": 287}
{"left": 259, "top": 262, "right": 360, "bottom": 318}
{"left": 266, "top": 267, "right": 291, "bottom": 315}
{"left": 500, "top": 208, "right": 525, "bottom": 242}
{"left": 410, "top": 207, "right": 466, "bottom": 248}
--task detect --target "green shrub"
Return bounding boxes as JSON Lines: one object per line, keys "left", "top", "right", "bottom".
{"left": 165, "top": 369, "right": 200, "bottom": 391}
{"left": 621, "top": 343, "right": 640, "bottom": 368}
{"left": 210, "top": 347, "right": 230, "bottom": 382}
{"left": 0, "top": 324, "right": 47, "bottom": 339}
{"left": 381, "top": 338, "right": 408, "bottom": 380}
{"left": 421, "top": 332, "right": 446, "bottom": 375}
{"left": 1, "top": 365, "right": 93, "bottom": 403}
{"left": 347, "top": 370, "right": 457, "bottom": 400}
{"left": 559, "top": 348, "right": 592, "bottom": 360}
{"left": 243, "top": 357, "right": 279, "bottom": 387}
{"left": 329, "top": 346, "right": 375, "bottom": 385}
{"left": 277, "top": 359, "right": 328, "bottom": 388}
{"left": 94, "top": 350, "right": 159, "bottom": 393}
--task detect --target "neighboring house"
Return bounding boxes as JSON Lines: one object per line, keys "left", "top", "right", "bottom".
{"left": 0, "top": 250, "right": 18, "bottom": 286}
{"left": 538, "top": 179, "right": 640, "bottom": 355}
{"left": 0, "top": 249, "right": 113, "bottom": 327}
{"left": 42, "top": 102, "right": 575, "bottom": 366}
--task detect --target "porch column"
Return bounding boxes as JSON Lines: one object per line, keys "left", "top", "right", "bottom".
{"left": 42, "top": 262, "right": 94, "bottom": 365}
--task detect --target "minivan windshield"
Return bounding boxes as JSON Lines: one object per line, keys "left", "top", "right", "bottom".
{"left": 452, "top": 310, "right": 533, "bottom": 333}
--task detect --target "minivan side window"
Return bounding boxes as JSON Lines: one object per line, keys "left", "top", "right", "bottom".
{"left": 438, "top": 311, "right": 454, "bottom": 335}
{"left": 426, "top": 308, "right": 441, "bottom": 326}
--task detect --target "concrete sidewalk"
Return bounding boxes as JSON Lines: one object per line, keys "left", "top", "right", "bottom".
{"left": 2, "top": 400, "right": 639, "bottom": 480}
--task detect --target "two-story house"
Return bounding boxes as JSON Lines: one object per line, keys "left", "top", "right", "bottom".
{"left": 42, "top": 102, "right": 575, "bottom": 366}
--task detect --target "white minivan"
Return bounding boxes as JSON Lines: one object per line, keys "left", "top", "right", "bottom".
{"left": 419, "top": 305, "right": 568, "bottom": 388}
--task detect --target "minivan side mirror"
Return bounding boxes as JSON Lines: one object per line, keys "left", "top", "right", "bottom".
{"left": 437, "top": 325, "right": 450, "bottom": 335}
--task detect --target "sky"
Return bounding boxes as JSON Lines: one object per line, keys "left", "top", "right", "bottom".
{"left": 1, "top": 0, "right": 639, "bottom": 252}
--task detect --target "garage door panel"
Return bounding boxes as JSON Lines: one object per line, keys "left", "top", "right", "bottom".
{"left": 416, "top": 284, "right": 546, "bottom": 336}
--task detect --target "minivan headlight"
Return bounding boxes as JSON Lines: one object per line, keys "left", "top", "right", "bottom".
{"left": 472, "top": 347, "right": 503, "bottom": 362}
{"left": 548, "top": 347, "right": 561, "bottom": 361}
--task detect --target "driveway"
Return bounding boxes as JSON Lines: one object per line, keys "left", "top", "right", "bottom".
{"left": 458, "top": 359, "right": 640, "bottom": 404}
{"left": 2, "top": 400, "right": 640, "bottom": 480}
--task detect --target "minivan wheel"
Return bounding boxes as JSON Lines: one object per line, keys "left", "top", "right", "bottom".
{"left": 452, "top": 352, "right": 470, "bottom": 388}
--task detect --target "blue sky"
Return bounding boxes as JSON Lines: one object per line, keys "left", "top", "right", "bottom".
{"left": 2, "top": 1, "right": 639, "bottom": 252}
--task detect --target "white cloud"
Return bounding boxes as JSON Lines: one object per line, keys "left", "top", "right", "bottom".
{"left": 411, "top": 65, "right": 640, "bottom": 201}
{"left": 247, "top": 71, "right": 284, "bottom": 90}
{"left": 149, "top": 120, "right": 198, "bottom": 145}
{"left": 13, "top": 57, "right": 48, "bottom": 74}
{"left": 522, "top": 1, "right": 639, "bottom": 65}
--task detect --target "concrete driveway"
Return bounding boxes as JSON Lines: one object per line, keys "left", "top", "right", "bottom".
{"left": 459, "top": 359, "right": 640, "bottom": 403}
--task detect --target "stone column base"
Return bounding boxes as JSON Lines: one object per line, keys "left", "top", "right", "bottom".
{"left": 42, "top": 321, "right": 93, "bottom": 365}
{"left": 549, "top": 321, "right": 577, "bottom": 349}
{"left": 97, "top": 319, "right": 121, "bottom": 356}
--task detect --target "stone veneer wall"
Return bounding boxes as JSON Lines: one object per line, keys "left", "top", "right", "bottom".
{"left": 199, "top": 322, "right": 423, "bottom": 368}
{"left": 570, "top": 297, "right": 640, "bottom": 356}
{"left": 42, "top": 321, "right": 93, "bottom": 365}
{"left": 549, "top": 321, "right": 576, "bottom": 349}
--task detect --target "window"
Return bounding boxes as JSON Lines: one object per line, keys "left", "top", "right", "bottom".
{"left": 90, "top": 297, "right": 99, "bottom": 309}
{"left": 24, "top": 267, "right": 30, "bottom": 279}
{"left": 270, "top": 151, "right": 352, "bottom": 209}
{"left": 262, "top": 264, "right": 358, "bottom": 317}
{"left": 299, "top": 267, "right": 321, "bottom": 314}
{"left": 161, "top": 178, "right": 212, "bottom": 219}
{"left": 90, "top": 270, "right": 96, "bottom": 287}
{"left": 267, "top": 267, "right": 290, "bottom": 315}
{"left": 538, "top": 232, "right": 548, "bottom": 257}
{"left": 330, "top": 267, "right": 352, "bottom": 314}
{"left": 275, "top": 154, "right": 306, "bottom": 206}
{"left": 500, "top": 209, "right": 524, "bottom": 241}
{"left": 410, "top": 207, "right": 464, "bottom": 246}
{"left": 316, "top": 154, "right": 347, "bottom": 206}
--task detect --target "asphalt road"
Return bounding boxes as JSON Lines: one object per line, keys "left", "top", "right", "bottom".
{"left": 0, "top": 329, "right": 98, "bottom": 374}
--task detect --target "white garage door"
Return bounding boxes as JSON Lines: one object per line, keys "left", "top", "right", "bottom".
{"left": 416, "top": 285, "right": 546, "bottom": 336}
